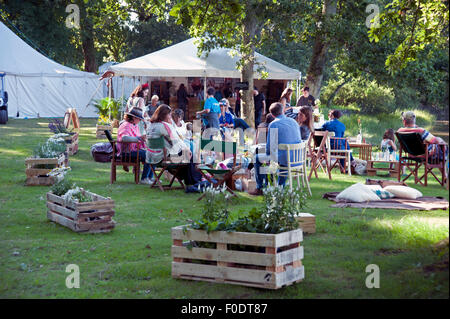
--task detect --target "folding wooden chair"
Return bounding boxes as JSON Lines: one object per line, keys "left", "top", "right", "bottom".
{"left": 328, "top": 137, "right": 352, "bottom": 176}
{"left": 106, "top": 130, "right": 141, "bottom": 184}
{"left": 307, "top": 131, "right": 332, "bottom": 181}
{"left": 147, "top": 136, "right": 189, "bottom": 191}
{"left": 196, "top": 139, "right": 241, "bottom": 200}
{"left": 278, "top": 142, "right": 312, "bottom": 196}
{"left": 396, "top": 132, "right": 448, "bottom": 186}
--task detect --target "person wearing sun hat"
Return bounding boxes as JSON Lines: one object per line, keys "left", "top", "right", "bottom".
{"left": 117, "top": 107, "right": 153, "bottom": 184}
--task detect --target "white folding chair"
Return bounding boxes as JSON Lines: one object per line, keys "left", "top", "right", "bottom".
{"left": 277, "top": 142, "right": 312, "bottom": 196}
{"left": 328, "top": 137, "right": 352, "bottom": 176}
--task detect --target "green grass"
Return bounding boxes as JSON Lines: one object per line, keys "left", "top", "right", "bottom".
{"left": 0, "top": 118, "right": 448, "bottom": 299}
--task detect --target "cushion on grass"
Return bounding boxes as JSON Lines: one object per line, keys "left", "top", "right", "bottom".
{"left": 365, "top": 185, "right": 395, "bottom": 199}
{"left": 373, "top": 189, "right": 396, "bottom": 199}
{"left": 383, "top": 185, "right": 423, "bottom": 199}
{"left": 365, "top": 185, "right": 383, "bottom": 191}
{"left": 336, "top": 183, "right": 381, "bottom": 203}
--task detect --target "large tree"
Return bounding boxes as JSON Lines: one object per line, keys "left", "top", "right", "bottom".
{"left": 369, "top": 0, "right": 449, "bottom": 73}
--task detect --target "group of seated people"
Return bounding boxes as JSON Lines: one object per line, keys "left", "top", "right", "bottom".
{"left": 120, "top": 83, "right": 199, "bottom": 185}
{"left": 117, "top": 83, "right": 447, "bottom": 191}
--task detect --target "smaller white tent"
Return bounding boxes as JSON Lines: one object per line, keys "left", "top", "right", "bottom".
{"left": 0, "top": 21, "right": 103, "bottom": 118}
{"left": 110, "top": 38, "right": 300, "bottom": 80}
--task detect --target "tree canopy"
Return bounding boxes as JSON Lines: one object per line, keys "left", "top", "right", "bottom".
{"left": 0, "top": 0, "right": 448, "bottom": 116}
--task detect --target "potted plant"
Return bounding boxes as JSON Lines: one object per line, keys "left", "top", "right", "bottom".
{"left": 25, "top": 137, "right": 68, "bottom": 185}
{"left": 93, "top": 97, "right": 121, "bottom": 131}
{"left": 171, "top": 185, "right": 307, "bottom": 289}
{"left": 48, "top": 119, "right": 78, "bottom": 155}
{"left": 95, "top": 115, "right": 113, "bottom": 138}
{"left": 46, "top": 179, "right": 115, "bottom": 233}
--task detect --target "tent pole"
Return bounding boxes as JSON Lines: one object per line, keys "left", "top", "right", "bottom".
{"left": 121, "top": 76, "right": 125, "bottom": 118}
{"left": 204, "top": 76, "right": 207, "bottom": 100}
{"left": 108, "top": 78, "right": 112, "bottom": 120}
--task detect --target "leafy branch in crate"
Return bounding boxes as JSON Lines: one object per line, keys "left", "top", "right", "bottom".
{"left": 48, "top": 119, "right": 71, "bottom": 134}
{"left": 50, "top": 179, "right": 92, "bottom": 203}
{"left": 187, "top": 184, "right": 307, "bottom": 235}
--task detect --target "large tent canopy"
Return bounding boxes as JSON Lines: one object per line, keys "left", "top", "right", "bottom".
{"left": 110, "top": 38, "right": 301, "bottom": 80}
{"left": 0, "top": 21, "right": 102, "bottom": 118}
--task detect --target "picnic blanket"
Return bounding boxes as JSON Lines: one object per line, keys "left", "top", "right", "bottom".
{"left": 323, "top": 192, "right": 449, "bottom": 211}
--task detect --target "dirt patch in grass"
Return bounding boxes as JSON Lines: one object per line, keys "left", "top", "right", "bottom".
{"left": 375, "top": 248, "right": 407, "bottom": 256}
{"left": 423, "top": 259, "right": 449, "bottom": 274}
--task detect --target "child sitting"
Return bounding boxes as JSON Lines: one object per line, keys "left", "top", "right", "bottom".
{"left": 380, "top": 129, "right": 397, "bottom": 154}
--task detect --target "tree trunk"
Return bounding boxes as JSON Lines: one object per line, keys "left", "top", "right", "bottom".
{"left": 78, "top": 0, "right": 97, "bottom": 73}
{"left": 326, "top": 77, "right": 350, "bottom": 108}
{"left": 305, "top": 0, "right": 337, "bottom": 99}
{"left": 240, "top": 12, "right": 258, "bottom": 129}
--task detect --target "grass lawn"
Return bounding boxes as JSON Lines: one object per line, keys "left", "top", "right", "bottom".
{"left": 0, "top": 118, "right": 448, "bottom": 299}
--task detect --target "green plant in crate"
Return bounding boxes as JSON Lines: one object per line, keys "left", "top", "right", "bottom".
{"left": 51, "top": 178, "right": 92, "bottom": 203}
{"left": 189, "top": 185, "right": 307, "bottom": 234}
{"left": 50, "top": 178, "right": 74, "bottom": 196}
{"left": 97, "top": 114, "right": 111, "bottom": 126}
{"left": 93, "top": 97, "right": 120, "bottom": 121}
{"left": 32, "top": 137, "right": 66, "bottom": 159}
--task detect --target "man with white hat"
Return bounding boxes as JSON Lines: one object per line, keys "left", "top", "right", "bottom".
{"left": 397, "top": 111, "right": 444, "bottom": 145}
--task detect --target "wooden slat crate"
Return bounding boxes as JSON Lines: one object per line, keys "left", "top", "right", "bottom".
{"left": 46, "top": 189, "right": 115, "bottom": 233}
{"left": 295, "top": 213, "right": 316, "bottom": 234}
{"left": 25, "top": 154, "right": 65, "bottom": 186}
{"left": 96, "top": 124, "right": 112, "bottom": 139}
{"left": 65, "top": 132, "right": 79, "bottom": 156}
{"left": 171, "top": 225, "right": 304, "bottom": 289}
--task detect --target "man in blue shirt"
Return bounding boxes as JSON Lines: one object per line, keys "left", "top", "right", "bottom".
{"left": 197, "top": 87, "right": 221, "bottom": 138}
{"left": 321, "top": 109, "right": 354, "bottom": 169}
{"left": 250, "top": 102, "right": 301, "bottom": 195}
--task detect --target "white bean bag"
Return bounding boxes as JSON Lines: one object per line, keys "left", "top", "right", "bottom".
{"left": 383, "top": 185, "right": 423, "bottom": 200}
{"left": 336, "top": 183, "right": 381, "bottom": 202}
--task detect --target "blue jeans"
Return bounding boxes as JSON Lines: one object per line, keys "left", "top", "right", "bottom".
{"left": 254, "top": 153, "right": 287, "bottom": 189}
{"left": 255, "top": 109, "right": 263, "bottom": 128}
{"left": 234, "top": 118, "right": 250, "bottom": 130}
{"left": 127, "top": 150, "right": 153, "bottom": 180}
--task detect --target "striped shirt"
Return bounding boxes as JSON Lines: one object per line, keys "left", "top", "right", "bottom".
{"left": 397, "top": 127, "right": 438, "bottom": 144}
{"left": 117, "top": 121, "right": 144, "bottom": 155}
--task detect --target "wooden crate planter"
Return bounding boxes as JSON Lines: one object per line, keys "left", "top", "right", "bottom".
{"left": 25, "top": 154, "right": 65, "bottom": 186}
{"left": 96, "top": 124, "right": 112, "bottom": 139}
{"left": 46, "top": 189, "right": 115, "bottom": 233}
{"left": 64, "top": 132, "right": 79, "bottom": 156}
{"left": 171, "top": 225, "right": 304, "bottom": 289}
{"left": 295, "top": 213, "right": 316, "bottom": 234}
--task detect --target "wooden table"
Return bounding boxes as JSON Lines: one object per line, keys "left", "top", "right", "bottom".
{"left": 366, "top": 160, "right": 400, "bottom": 177}
{"left": 349, "top": 143, "right": 372, "bottom": 161}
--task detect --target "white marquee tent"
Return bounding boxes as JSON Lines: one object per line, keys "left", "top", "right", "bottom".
{"left": 0, "top": 21, "right": 103, "bottom": 118}
{"left": 109, "top": 38, "right": 301, "bottom": 80}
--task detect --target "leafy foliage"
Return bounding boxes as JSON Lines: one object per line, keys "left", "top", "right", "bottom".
{"left": 190, "top": 185, "right": 307, "bottom": 234}
{"left": 32, "top": 138, "right": 66, "bottom": 159}
{"left": 321, "top": 76, "right": 396, "bottom": 114}
{"left": 51, "top": 179, "right": 92, "bottom": 202}
{"left": 369, "top": 0, "right": 449, "bottom": 73}
{"left": 48, "top": 119, "right": 70, "bottom": 134}
{"left": 50, "top": 178, "right": 75, "bottom": 197}
{"left": 93, "top": 97, "right": 120, "bottom": 120}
